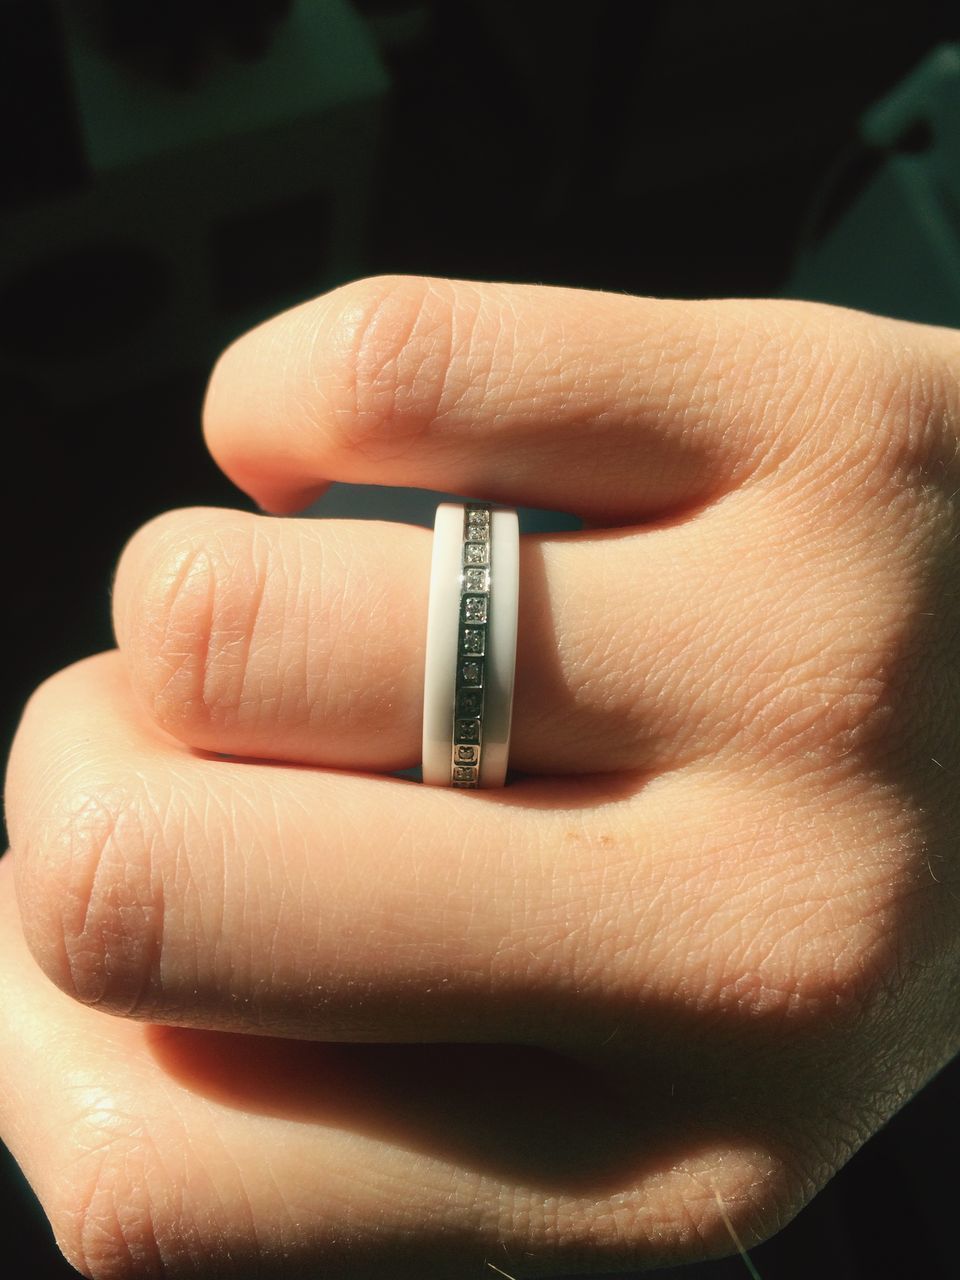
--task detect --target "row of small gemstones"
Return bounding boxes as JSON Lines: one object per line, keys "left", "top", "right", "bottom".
{"left": 451, "top": 504, "right": 491, "bottom": 786}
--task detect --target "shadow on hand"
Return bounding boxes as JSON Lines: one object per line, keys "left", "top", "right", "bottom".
{"left": 146, "top": 1029, "right": 701, "bottom": 1196}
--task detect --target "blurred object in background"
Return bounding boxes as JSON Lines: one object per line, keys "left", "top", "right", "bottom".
{"left": 0, "top": 0, "right": 388, "bottom": 406}
{"left": 788, "top": 42, "right": 960, "bottom": 327}
{"left": 90, "top": 0, "right": 297, "bottom": 88}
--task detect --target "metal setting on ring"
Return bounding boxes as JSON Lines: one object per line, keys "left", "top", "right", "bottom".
{"left": 450, "top": 503, "right": 491, "bottom": 787}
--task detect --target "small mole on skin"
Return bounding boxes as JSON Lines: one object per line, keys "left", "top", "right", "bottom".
{"left": 564, "top": 829, "right": 614, "bottom": 846}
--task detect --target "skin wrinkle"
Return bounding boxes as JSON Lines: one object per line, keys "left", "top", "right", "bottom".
{"left": 270, "top": 305, "right": 338, "bottom": 478}
{"left": 422, "top": 277, "right": 463, "bottom": 428}
{"left": 246, "top": 539, "right": 281, "bottom": 729}
{"left": 230, "top": 524, "right": 272, "bottom": 735}
{"left": 328, "top": 538, "right": 373, "bottom": 726}
{"left": 731, "top": 311, "right": 872, "bottom": 493}
{"left": 30, "top": 782, "right": 157, "bottom": 1014}
{"left": 108, "top": 783, "right": 163, "bottom": 1013}
{"left": 883, "top": 337, "right": 960, "bottom": 474}
{"left": 298, "top": 526, "right": 320, "bottom": 735}
{"left": 71, "top": 794, "right": 124, "bottom": 953}
{"left": 14, "top": 808, "right": 84, "bottom": 1008}
{"left": 707, "top": 493, "right": 911, "bottom": 768}
{"left": 344, "top": 278, "right": 437, "bottom": 463}
{"left": 180, "top": 767, "right": 228, "bottom": 1003}
{"left": 221, "top": 777, "right": 263, "bottom": 1004}
{"left": 52, "top": 1102, "right": 163, "bottom": 1277}
{"left": 125, "top": 825, "right": 166, "bottom": 1024}
{"left": 478, "top": 290, "right": 525, "bottom": 426}
{"left": 661, "top": 315, "right": 755, "bottom": 471}
{"left": 263, "top": 557, "right": 296, "bottom": 729}
{"left": 150, "top": 545, "right": 217, "bottom": 730}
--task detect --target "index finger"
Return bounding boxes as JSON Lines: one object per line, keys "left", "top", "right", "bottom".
{"left": 202, "top": 275, "right": 829, "bottom": 519}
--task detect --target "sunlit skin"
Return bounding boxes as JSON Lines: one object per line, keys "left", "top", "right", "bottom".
{"left": 3, "top": 276, "right": 960, "bottom": 1278}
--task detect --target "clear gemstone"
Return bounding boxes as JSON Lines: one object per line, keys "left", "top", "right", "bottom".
{"left": 457, "top": 689, "right": 482, "bottom": 717}
{"left": 463, "top": 595, "right": 487, "bottom": 622}
{"left": 456, "top": 718, "right": 480, "bottom": 742}
{"left": 461, "top": 628, "right": 483, "bottom": 654}
{"left": 453, "top": 765, "right": 477, "bottom": 783}
{"left": 463, "top": 567, "right": 488, "bottom": 592}
{"left": 464, "top": 542, "right": 488, "bottom": 565}
{"left": 461, "top": 660, "right": 481, "bottom": 684}
{"left": 456, "top": 744, "right": 478, "bottom": 763}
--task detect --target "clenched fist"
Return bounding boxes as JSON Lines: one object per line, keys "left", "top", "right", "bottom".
{"left": 3, "top": 276, "right": 960, "bottom": 1278}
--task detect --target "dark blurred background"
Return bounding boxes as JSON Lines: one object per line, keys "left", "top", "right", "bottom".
{"left": 2, "top": 1, "right": 960, "bottom": 1275}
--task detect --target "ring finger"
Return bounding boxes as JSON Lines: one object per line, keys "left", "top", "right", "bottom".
{"left": 112, "top": 502, "right": 746, "bottom": 776}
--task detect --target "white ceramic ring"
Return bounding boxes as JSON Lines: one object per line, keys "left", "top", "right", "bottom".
{"left": 421, "top": 502, "right": 519, "bottom": 787}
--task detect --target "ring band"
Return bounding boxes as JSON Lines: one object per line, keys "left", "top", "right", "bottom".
{"left": 422, "top": 502, "right": 519, "bottom": 787}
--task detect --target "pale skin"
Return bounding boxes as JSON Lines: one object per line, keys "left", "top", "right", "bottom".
{"left": 3, "top": 275, "right": 960, "bottom": 1279}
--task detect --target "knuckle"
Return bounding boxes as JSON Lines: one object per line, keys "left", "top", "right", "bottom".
{"left": 16, "top": 767, "right": 162, "bottom": 1014}
{"left": 751, "top": 623, "right": 899, "bottom": 765}
{"left": 568, "top": 1144, "right": 807, "bottom": 1269}
{"left": 324, "top": 273, "right": 477, "bottom": 461}
{"left": 775, "top": 303, "right": 957, "bottom": 483}
{"left": 116, "top": 512, "right": 216, "bottom": 733}
{"left": 664, "top": 1160, "right": 794, "bottom": 1265}
{"left": 119, "top": 511, "right": 270, "bottom": 739}
{"left": 611, "top": 778, "right": 914, "bottom": 1032}
{"left": 697, "top": 299, "right": 956, "bottom": 495}
{"left": 866, "top": 315, "right": 960, "bottom": 470}
{"left": 48, "top": 1104, "right": 167, "bottom": 1279}
{"left": 847, "top": 332, "right": 952, "bottom": 482}
{"left": 712, "top": 808, "right": 912, "bottom": 1025}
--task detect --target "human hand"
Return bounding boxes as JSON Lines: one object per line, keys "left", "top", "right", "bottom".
{"left": 4, "top": 276, "right": 960, "bottom": 1278}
